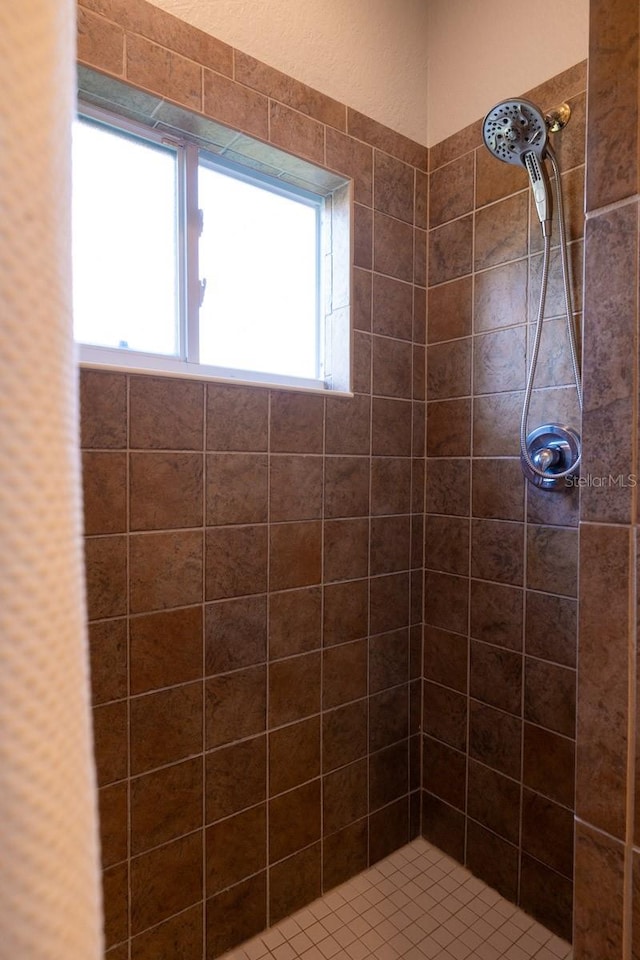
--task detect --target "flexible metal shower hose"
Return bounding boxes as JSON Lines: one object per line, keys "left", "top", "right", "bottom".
{"left": 520, "top": 144, "right": 583, "bottom": 480}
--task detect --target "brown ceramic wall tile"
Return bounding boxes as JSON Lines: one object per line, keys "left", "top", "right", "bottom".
{"left": 426, "top": 399, "right": 471, "bottom": 457}
{"left": 586, "top": 0, "right": 639, "bottom": 210}
{"left": 131, "top": 757, "right": 202, "bottom": 855}
{"left": 269, "top": 652, "right": 321, "bottom": 727}
{"left": 103, "top": 860, "right": 128, "bottom": 948}
{"left": 427, "top": 276, "right": 473, "bottom": 343}
{"left": 322, "top": 639, "right": 368, "bottom": 710}
{"left": 77, "top": 8, "right": 124, "bottom": 75}
{"left": 424, "top": 571, "right": 468, "bottom": 636}
{"left": 577, "top": 523, "right": 630, "bottom": 840}
{"left": 370, "top": 572, "right": 410, "bottom": 635}
{"left": 131, "top": 682, "right": 202, "bottom": 775}
{"left": 99, "top": 781, "right": 128, "bottom": 867}
{"left": 325, "top": 394, "right": 370, "bottom": 455}
{"left": 475, "top": 145, "right": 528, "bottom": 208}
{"left": 374, "top": 151, "right": 415, "bottom": 224}
{"left": 347, "top": 109, "right": 426, "bottom": 169}
{"left": 326, "top": 129, "right": 372, "bottom": 204}
{"left": 574, "top": 822, "right": 624, "bottom": 959}
{"left": 270, "top": 521, "right": 322, "bottom": 590}
{"left": 519, "top": 854, "right": 573, "bottom": 942}
{"left": 130, "top": 831, "right": 202, "bottom": 935}
{"left": 429, "top": 153, "right": 475, "bottom": 228}
{"left": 473, "top": 326, "right": 526, "bottom": 395}
{"left": 205, "top": 735, "right": 266, "bottom": 822}
{"left": 467, "top": 760, "right": 520, "bottom": 844}
{"left": 466, "top": 820, "right": 518, "bottom": 902}
{"left": 270, "top": 392, "right": 324, "bottom": 454}
{"left": 205, "top": 665, "right": 266, "bottom": 749}
{"left": 369, "top": 796, "right": 409, "bottom": 864}
{"left": 423, "top": 737, "right": 466, "bottom": 810}
{"left": 423, "top": 626, "right": 468, "bottom": 693}
{"left": 206, "top": 804, "right": 266, "bottom": 894}
{"left": 370, "top": 741, "right": 409, "bottom": 810}
{"left": 269, "top": 101, "right": 324, "bottom": 163}
{"left": 414, "top": 285, "right": 428, "bottom": 346}
{"left": 323, "top": 759, "right": 368, "bottom": 835}
{"left": 370, "top": 630, "right": 409, "bottom": 693}
{"left": 324, "top": 518, "right": 369, "bottom": 583}
{"left": 427, "top": 338, "right": 472, "bottom": 400}
{"left": 203, "top": 68, "right": 268, "bottom": 139}
{"left": 130, "top": 377, "right": 203, "bottom": 450}
{"left": 85, "top": 536, "right": 127, "bottom": 620}
{"left": 205, "top": 525, "right": 267, "bottom": 600}
{"left": 269, "top": 843, "right": 321, "bottom": 925}
{"left": 422, "top": 681, "right": 467, "bottom": 752}
{"left": 370, "top": 516, "right": 411, "bottom": 576}
{"left": 472, "top": 458, "right": 524, "bottom": 522}
{"left": 474, "top": 192, "right": 528, "bottom": 271}
{"left": 325, "top": 457, "right": 369, "bottom": 519}
{"left": 524, "top": 658, "right": 575, "bottom": 737}
{"left": 372, "top": 274, "right": 413, "bottom": 340}
{"left": 205, "top": 595, "right": 266, "bottom": 674}
{"left": 469, "top": 579, "right": 523, "bottom": 651}
{"left": 526, "top": 525, "right": 578, "bottom": 596}
{"left": 269, "top": 586, "right": 321, "bottom": 659}
{"left": 125, "top": 34, "right": 202, "bottom": 110}
{"left": 354, "top": 203, "right": 373, "bottom": 269}
{"left": 323, "top": 579, "right": 368, "bottom": 647}
{"left": 581, "top": 203, "right": 638, "bottom": 523}
{"left": 424, "top": 515, "right": 469, "bottom": 576}
{"left": 470, "top": 640, "right": 522, "bottom": 716}
{"left": 130, "top": 452, "right": 203, "bottom": 531}
{"left": 269, "top": 456, "right": 323, "bottom": 522}
{"left": 469, "top": 700, "right": 521, "bottom": 779}
{"left": 130, "top": 904, "right": 203, "bottom": 960}
{"left": 206, "top": 384, "right": 268, "bottom": 451}
{"left": 207, "top": 453, "right": 268, "bottom": 525}
{"left": 130, "top": 530, "right": 203, "bottom": 613}
{"left": 82, "top": 452, "right": 127, "bottom": 535}
{"left": 130, "top": 605, "right": 202, "bottom": 694}
{"left": 80, "top": 370, "right": 127, "bottom": 449}
{"left": 93, "top": 701, "right": 128, "bottom": 787}
{"left": 373, "top": 212, "right": 414, "bottom": 282}
{"left": 425, "top": 459, "right": 470, "bottom": 516}
{"left": 471, "top": 519, "right": 524, "bottom": 585}
{"left": 323, "top": 819, "right": 368, "bottom": 891}
{"left": 89, "top": 619, "right": 127, "bottom": 705}
{"left": 474, "top": 259, "right": 528, "bottom": 333}
{"left": 269, "top": 779, "right": 321, "bottom": 862}
{"left": 371, "top": 457, "right": 412, "bottom": 516}
{"left": 428, "top": 215, "right": 473, "bottom": 286}
{"left": 372, "top": 337, "right": 413, "bottom": 399}
{"left": 473, "top": 391, "right": 522, "bottom": 457}
{"left": 422, "top": 792, "right": 465, "bottom": 862}
{"left": 269, "top": 716, "right": 320, "bottom": 796}
{"left": 522, "top": 789, "right": 574, "bottom": 877}
{"left": 523, "top": 722, "right": 575, "bottom": 808}
{"left": 206, "top": 872, "right": 267, "bottom": 957}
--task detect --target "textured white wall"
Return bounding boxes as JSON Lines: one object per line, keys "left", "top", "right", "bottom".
{"left": 144, "top": 0, "right": 589, "bottom": 146}
{"left": 145, "top": 0, "right": 431, "bottom": 144}
{"left": 426, "top": 0, "right": 589, "bottom": 145}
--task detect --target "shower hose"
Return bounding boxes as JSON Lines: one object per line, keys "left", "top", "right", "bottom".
{"left": 520, "top": 144, "right": 583, "bottom": 482}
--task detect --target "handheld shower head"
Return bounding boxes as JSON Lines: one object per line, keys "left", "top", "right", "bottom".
{"left": 482, "top": 98, "right": 552, "bottom": 236}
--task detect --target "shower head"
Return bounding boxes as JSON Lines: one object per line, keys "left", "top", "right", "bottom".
{"left": 482, "top": 98, "right": 552, "bottom": 236}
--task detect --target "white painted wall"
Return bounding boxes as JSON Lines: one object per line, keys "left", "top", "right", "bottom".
{"left": 144, "top": 0, "right": 431, "bottom": 145}
{"left": 145, "top": 0, "right": 589, "bottom": 146}
{"left": 426, "top": 0, "right": 589, "bottom": 145}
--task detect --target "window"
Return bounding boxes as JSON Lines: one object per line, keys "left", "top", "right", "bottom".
{"left": 73, "top": 104, "right": 351, "bottom": 393}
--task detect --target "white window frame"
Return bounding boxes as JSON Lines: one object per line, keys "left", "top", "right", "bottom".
{"left": 75, "top": 104, "right": 345, "bottom": 393}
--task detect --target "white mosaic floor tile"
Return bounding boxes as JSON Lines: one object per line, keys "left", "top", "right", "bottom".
{"left": 219, "top": 838, "right": 573, "bottom": 960}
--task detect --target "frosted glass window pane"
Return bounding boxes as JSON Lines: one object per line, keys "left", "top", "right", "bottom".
{"left": 198, "top": 163, "right": 319, "bottom": 379}
{"left": 72, "top": 119, "right": 179, "bottom": 355}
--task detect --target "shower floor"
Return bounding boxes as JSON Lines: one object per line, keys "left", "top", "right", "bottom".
{"left": 220, "top": 838, "right": 572, "bottom": 960}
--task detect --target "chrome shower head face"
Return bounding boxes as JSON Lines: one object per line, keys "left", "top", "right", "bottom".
{"left": 482, "top": 98, "right": 548, "bottom": 165}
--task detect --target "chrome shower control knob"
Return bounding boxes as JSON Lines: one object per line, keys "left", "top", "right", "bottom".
{"left": 521, "top": 423, "right": 581, "bottom": 490}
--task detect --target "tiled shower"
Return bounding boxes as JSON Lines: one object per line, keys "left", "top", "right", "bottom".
{"left": 78, "top": 0, "right": 640, "bottom": 958}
